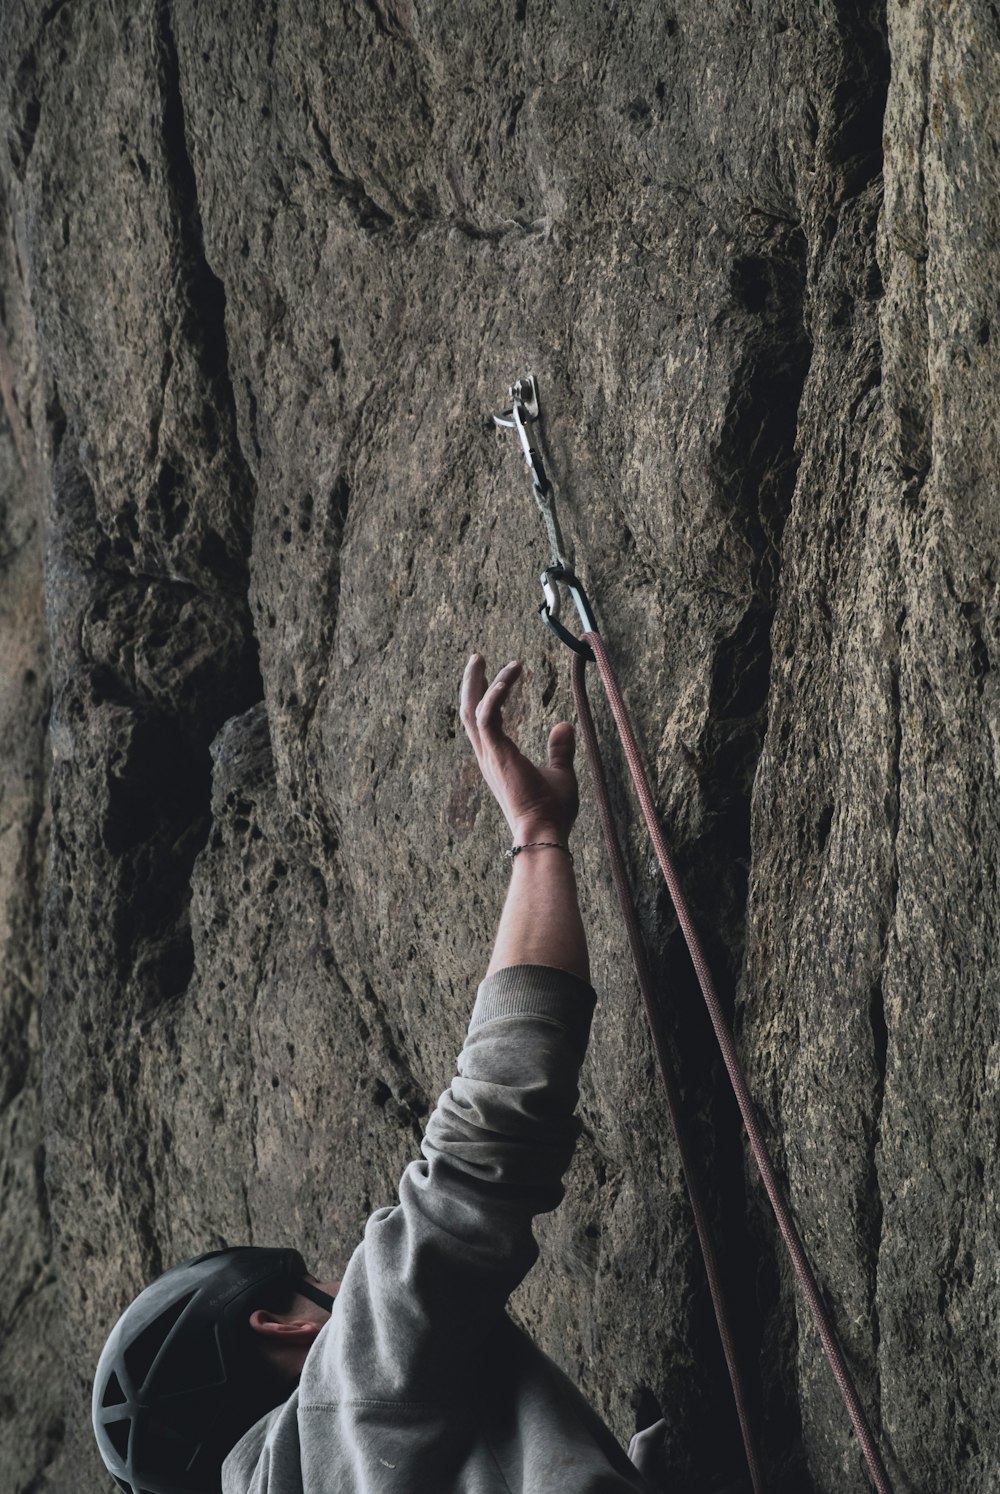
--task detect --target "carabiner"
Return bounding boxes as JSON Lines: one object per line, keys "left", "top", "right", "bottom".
{"left": 539, "top": 565, "right": 597, "bottom": 661}
{"left": 493, "top": 373, "right": 540, "bottom": 425}
{"left": 493, "top": 375, "right": 551, "bottom": 499}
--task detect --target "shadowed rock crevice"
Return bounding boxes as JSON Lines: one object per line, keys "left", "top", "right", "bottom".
{"left": 827, "top": 3, "right": 890, "bottom": 200}
{"left": 46, "top": 440, "right": 262, "bottom": 1016}
{"left": 155, "top": 0, "right": 239, "bottom": 411}
{"left": 739, "top": 4, "right": 902, "bottom": 1485}
{"left": 30, "top": 0, "right": 270, "bottom": 1024}
{"left": 150, "top": 0, "right": 258, "bottom": 591}
{"left": 702, "top": 228, "right": 812, "bottom": 979}
{"left": 642, "top": 224, "right": 813, "bottom": 1487}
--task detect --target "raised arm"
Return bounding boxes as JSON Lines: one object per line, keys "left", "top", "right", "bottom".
{"left": 463, "top": 654, "right": 590, "bottom": 984}
{"left": 301, "top": 654, "right": 596, "bottom": 1412}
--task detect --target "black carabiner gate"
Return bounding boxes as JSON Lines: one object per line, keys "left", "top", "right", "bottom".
{"left": 539, "top": 565, "right": 597, "bottom": 661}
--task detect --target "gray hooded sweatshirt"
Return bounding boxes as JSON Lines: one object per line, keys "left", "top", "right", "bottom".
{"left": 223, "top": 963, "right": 649, "bottom": 1493}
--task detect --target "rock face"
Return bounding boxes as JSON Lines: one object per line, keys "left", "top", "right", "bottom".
{"left": 1, "top": 1, "right": 997, "bottom": 1489}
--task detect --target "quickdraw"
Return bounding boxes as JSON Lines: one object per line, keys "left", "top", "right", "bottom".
{"left": 492, "top": 374, "right": 896, "bottom": 1494}
{"left": 493, "top": 375, "right": 597, "bottom": 661}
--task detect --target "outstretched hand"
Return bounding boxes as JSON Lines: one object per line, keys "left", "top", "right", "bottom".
{"left": 460, "top": 654, "right": 579, "bottom": 844}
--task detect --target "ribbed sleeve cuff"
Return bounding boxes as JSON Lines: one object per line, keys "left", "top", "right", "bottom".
{"left": 470, "top": 964, "right": 596, "bottom": 1053}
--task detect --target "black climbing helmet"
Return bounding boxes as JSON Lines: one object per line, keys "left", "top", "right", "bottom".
{"left": 92, "top": 1246, "right": 335, "bottom": 1494}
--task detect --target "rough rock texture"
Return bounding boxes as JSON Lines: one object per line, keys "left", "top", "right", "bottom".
{"left": 1, "top": 1, "right": 997, "bottom": 1490}
{"left": 0, "top": 244, "right": 59, "bottom": 1491}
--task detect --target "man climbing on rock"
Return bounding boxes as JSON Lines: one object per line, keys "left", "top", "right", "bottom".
{"left": 93, "top": 653, "right": 707, "bottom": 1493}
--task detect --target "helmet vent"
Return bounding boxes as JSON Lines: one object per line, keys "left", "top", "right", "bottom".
{"left": 102, "top": 1371, "right": 127, "bottom": 1408}
{"left": 105, "top": 1418, "right": 131, "bottom": 1460}
{"left": 114, "top": 1478, "right": 132, "bottom": 1492}
{"left": 123, "top": 1291, "right": 197, "bottom": 1392}
{"left": 150, "top": 1324, "right": 227, "bottom": 1398}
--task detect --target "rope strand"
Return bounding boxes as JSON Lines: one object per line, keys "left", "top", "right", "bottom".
{"left": 572, "top": 652, "right": 766, "bottom": 1493}
{"left": 575, "top": 631, "right": 893, "bottom": 1494}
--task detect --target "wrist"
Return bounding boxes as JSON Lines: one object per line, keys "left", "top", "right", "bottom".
{"left": 511, "top": 821, "right": 571, "bottom": 848}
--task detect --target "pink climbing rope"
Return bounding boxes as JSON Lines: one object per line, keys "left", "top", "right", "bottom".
{"left": 572, "top": 630, "right": 893, "bottom": 1494}
{"left": 570, "top": 650, "right": 765, "bottom": 1494}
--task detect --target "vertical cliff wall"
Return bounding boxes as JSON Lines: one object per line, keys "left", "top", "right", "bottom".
{"left": 1, "top": 2, "right": 997, "bottom": 1490}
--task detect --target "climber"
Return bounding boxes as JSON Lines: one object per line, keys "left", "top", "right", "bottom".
{"left": 92, "top": 654, "right": 735, "bottom": 1494}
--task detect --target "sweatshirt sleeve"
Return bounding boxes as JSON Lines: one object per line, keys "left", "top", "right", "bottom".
{"left": 301, "top": 963, "right": 596, "bottom": 1406}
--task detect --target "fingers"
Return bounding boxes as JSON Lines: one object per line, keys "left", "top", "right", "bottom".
{"left": 460, "top": 654, "right": 485, "bottom": 749}
{"left": 476, "top": 659, "right": 522, "bottom": 737}
{"left": 461, "top": 660, "right": 577, "bottom": 776}
{"left": 547, "top": 721, "right": 575, "bottom": 769}
{"left": 460, "top": 654, "right": 521, "bottom": 751}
